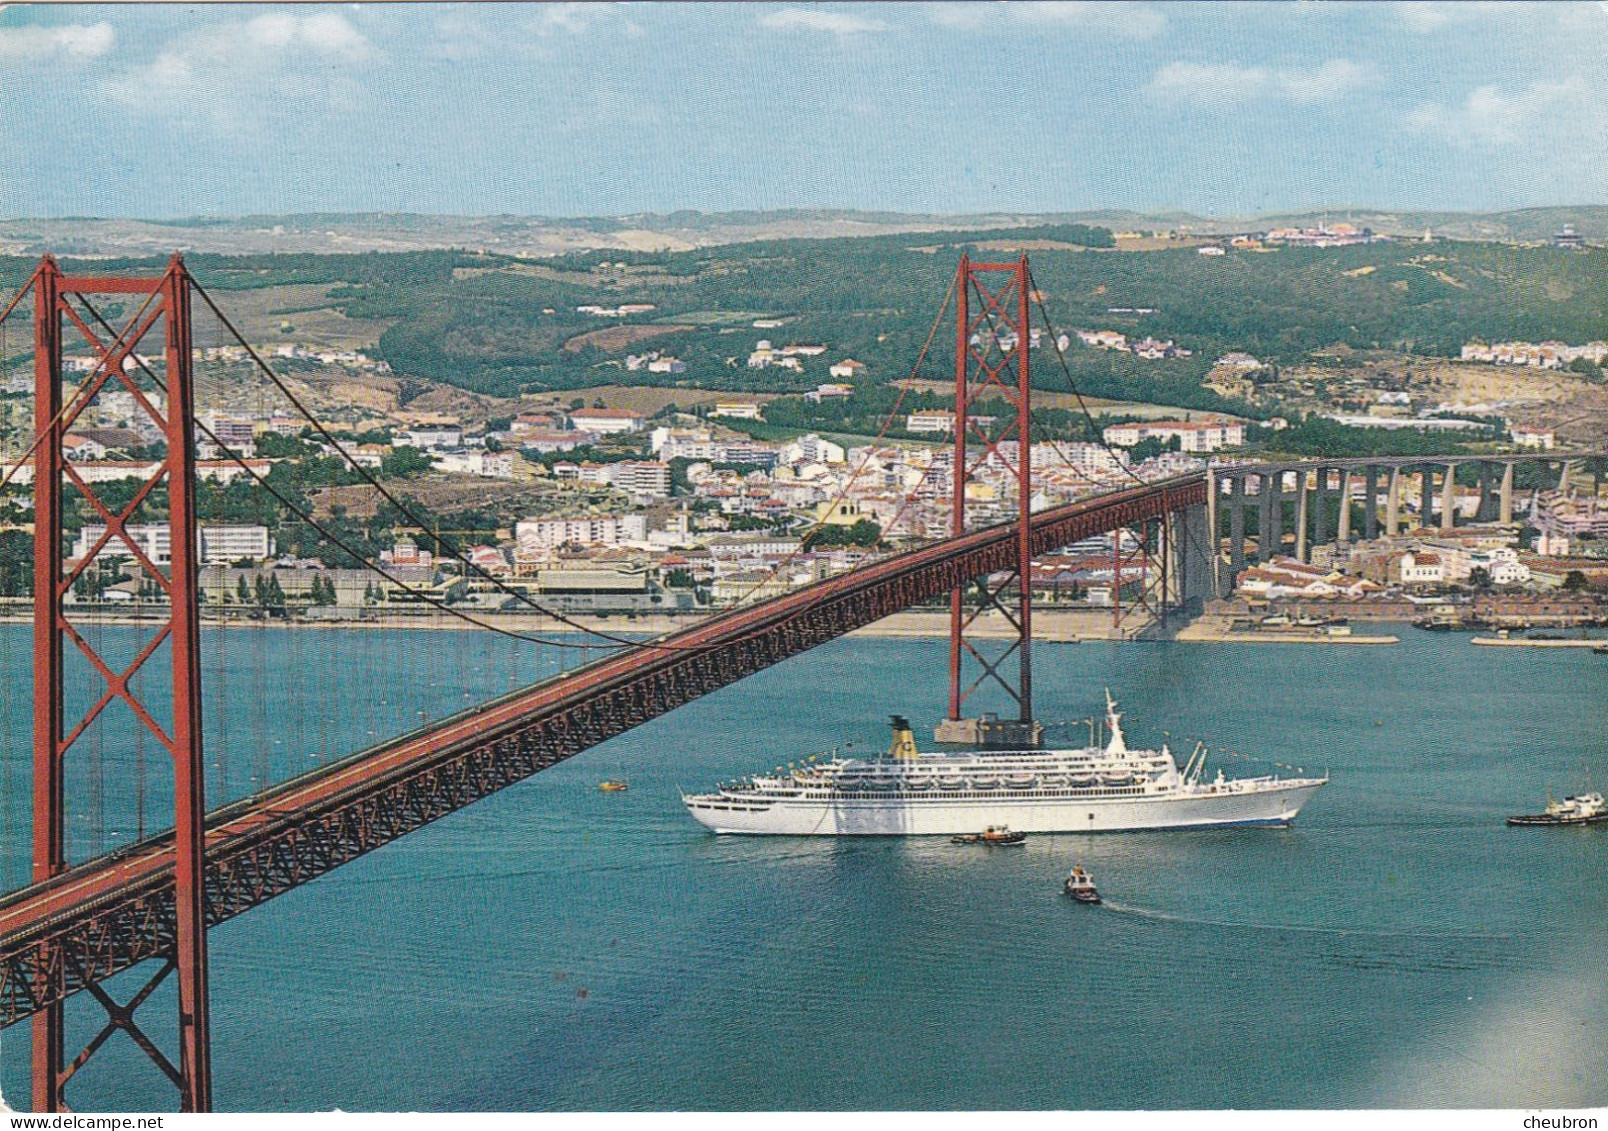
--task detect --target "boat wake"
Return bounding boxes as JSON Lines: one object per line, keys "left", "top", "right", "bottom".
{"left": 1096, "top": 901, "right": 1510, "bottom": 941}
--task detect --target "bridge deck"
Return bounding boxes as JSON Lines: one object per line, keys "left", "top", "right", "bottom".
{"left": 0, "top": 474, "right": 1203, "bottom": 1026}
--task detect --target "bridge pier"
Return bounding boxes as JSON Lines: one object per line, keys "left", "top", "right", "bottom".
{"left": 1295, "top": 470, "right": 1310, "bottom": 561}
{"left": 1440, "top": 462, "right": 1458, "bottom": 531}
{"left": 1228, "top": 474, "right": 1246, "bottom": 583}
{"left": 1336, "top": 469, "right": 1354, "bottom": 545}
{"left": 1500, "top": 461, "right": 1515, "bottom": 525}
{"left": 1176, "top": 501, "right": 1215, "bottom": 604}
{"left": 1419, "top": 467, "right": 1434, "bottom": 531}
{"left": 1259, "top": 469, "right": 1279, "bottom": 562}
{"left": 1311, "top": 467, "right": 1327, "bottom": 549}
{"left": 1363, "top": 466, "right": 1379, "bottom": 540}
{"left": 1385, "top": 467, "right": 1401, "bottom": 537}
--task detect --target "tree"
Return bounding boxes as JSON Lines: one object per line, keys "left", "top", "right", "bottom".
{"left": 1567, "top": 357, "right": 1603, "bottom": 382}
{"left": 0, "top": 530, "right": 31, "bottom": 597}
{"left": 237, "top": 574, "right": 252, "bottom": 604}
{"left": 805, "top": 519, "right": 882, "bottom": 549}
{"left": 1467, "top": 566, "right": 1493, "bottom": 591}
{"left": 1562, "top": 570, "right": 1588, "bottom": 593}
{"left": 380, "top": 447, "right": 434, "bottom": 478}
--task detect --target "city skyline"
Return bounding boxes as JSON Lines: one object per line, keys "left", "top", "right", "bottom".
{"left": 2, "top": 2, "right": 1607, "bottom": 220}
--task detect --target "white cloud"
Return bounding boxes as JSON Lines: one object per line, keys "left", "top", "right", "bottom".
{"left": 1147, "top": 59, "right": 1376, "bottom": 107}
{"left": 1007, "top": 1, "right": 1165, "bottom": 38}
{"left": 1395, "top": 2, "right": 1521, "bottom": 34}
{"left": 1147, "top": 61, "right": 1270, "bottom": 106}
{"left": 529, "top": 3, "right": 628, "bottom": 37}
{"left": 759, "top": 8, "right": 889, "bottom": 35}
{"left": 102, "top": 14, "right": 377, "bottom": 130}
{"left": 928, "top": 1, "right": 1164, "bottom": 38}
{"left": 1406, "top": 77, "right": 1599, "bottom": 145}
{"left": 432, "top": 4, "right": 641, "bottom": 61}
{"left": 295, "top": 12, "right": 374, "bottom": 59}
{"left": 1277, "top": 59, "right": 1376, "bottom": 104}
{"left": 0, "top": 21, "right": 114, "bottom": 62}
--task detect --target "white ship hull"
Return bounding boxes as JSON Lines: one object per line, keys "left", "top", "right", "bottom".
{"left": 685, "top": 779, "right": 1326, "bottom": 836}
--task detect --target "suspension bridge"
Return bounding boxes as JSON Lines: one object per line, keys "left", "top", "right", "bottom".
{"left": 0, "top": 252, "right": 1597, "bottom": 1111}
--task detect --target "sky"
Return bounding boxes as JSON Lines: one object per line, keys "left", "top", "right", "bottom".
{"left": 2, "top": 1, "right": 1607, "bottom": 219}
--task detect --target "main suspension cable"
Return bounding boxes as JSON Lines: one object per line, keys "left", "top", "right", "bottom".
{"left": 73, "top": 294, "right": 603, "bottom": 648}
{"left": 189, "top": 278, "right": 650, "bottom": 648}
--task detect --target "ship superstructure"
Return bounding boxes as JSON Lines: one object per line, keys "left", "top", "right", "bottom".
{"left": 683, "top": 693, "right": 1327, "bottom": 836}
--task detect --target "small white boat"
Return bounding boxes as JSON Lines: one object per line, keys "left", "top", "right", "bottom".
{"left": 1508, "top": 791, "right": 1607, "bottom": 827}
{"left": 1064, "top": 866, "right": 1101, "bottom": 904}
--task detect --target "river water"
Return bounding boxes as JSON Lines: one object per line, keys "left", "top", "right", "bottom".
{"left": 0, "top": 624, "right": 1603, "bottom": 1111}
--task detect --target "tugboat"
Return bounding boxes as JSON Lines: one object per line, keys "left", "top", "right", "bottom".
{"left": 598, "top": 780, "right": 629, "bottom": 792}
{"left": 1414, "top": 609, "right": 1461, "bottom": 631}
{"left": 1063, "top": 866, "right": 1101, "bottom": 903}
{"left": 951, "top": 825, "right": 1027, "bottom": 846}
{"left": 1507, "top": 791, "right": 1606, "bottom": 827}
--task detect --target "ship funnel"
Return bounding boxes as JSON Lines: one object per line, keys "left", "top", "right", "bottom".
{"left": 888, "top": 715, "right": 920, "bottom": 760}
{"left": 1104, "top": 688, "right": 1127, "bottom": 756}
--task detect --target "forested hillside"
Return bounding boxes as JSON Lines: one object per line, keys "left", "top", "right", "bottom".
{"left": 5, "top": 227, "right": 1605, "bottom": 416}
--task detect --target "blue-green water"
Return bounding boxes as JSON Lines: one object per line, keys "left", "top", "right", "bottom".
{"left": 0, "top": 624, "right": 1604, "bottom": 1111}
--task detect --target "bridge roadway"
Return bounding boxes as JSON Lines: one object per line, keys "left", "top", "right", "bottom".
{"left": 0, "top": 473, "right": 1204, "bottom": 1027}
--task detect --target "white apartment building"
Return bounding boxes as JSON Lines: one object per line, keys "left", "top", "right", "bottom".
{"left": 515, "top": 514, "right": 648, "bottom": 555}
{"left": 1395, "top": 551, "right": 1444, "bottom": 586}
{"left": 396, "top": 427, "right": 462, "bottom": 450}
{"left": 605, "top": 460, "right": 672, "bottom": 500}
{"left": 72, "top": 523, "right": 273, "bottom": 566}
{"left": 431, "top": 450, "right": 517, "bottom": 479}
{"left": 652, "top": 427, "right": 719, "bottom": 460}
{"left": 1102, "top": 419, "right": 1245, "bottom": 452}
{"left": 702, "top": 533, "right": 804, "bottom": 559}
{"left": 201, "top": 524, "right": 275, "bottom": 564}
{"left": 1511, "top": 428, "right": 1556, "bottom": 450}
{"left": 906, "top": 411, "right": 999, "bottom": 435}
{"left": 1032, "top": 441, "right": 1125, "bottom": 475}
{"left": 1076, "top": 330, "right": 1128, "bottom": 350}
{"left": 568, "top": 409, "right": 647, "bottom": 434}
{"left": 780, "top": 434, "right": 846, "bottom": 465}
{"left": 1413, "top": 539, "right": 1524, "bottom": 583}
{"left": 806, "top": 382, "right": 855, "bottom": 402}
{"left": 715, "top": 441, "right": 779, "bottom": 467}
{"left": 710, "top": 402, "right": 763, "bottom": 420}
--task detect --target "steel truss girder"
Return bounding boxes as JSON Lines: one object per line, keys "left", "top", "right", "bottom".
{"left": 0, "top": 477, "right": 1204, "bottom": 1029}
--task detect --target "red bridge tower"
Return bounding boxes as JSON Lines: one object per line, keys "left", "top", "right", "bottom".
{"left": 27, "top": 255, "right": 212, "bottom": 1112}
{"left": 934, "top": 255, "right": 1043, "bottom": 749}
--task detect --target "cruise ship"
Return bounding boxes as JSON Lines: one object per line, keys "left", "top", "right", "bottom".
{"left": 682, "top": 693, "right": 1327, "bottom": 836}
